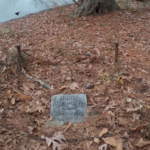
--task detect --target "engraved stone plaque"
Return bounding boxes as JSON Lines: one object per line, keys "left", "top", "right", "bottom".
{"left": 50, "top": 94, "right": 87, "bottom": 126}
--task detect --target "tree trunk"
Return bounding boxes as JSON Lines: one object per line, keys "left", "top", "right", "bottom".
{"left": 73, "top": 0, "right": 120, "bottom": 18}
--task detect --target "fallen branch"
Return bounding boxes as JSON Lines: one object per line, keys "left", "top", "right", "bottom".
{"left": 26, "top": 74, "right": 53, "bottom": 90}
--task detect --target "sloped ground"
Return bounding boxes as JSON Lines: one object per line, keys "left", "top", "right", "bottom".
{"left": 0, "top": 3, "right": 150, "bottom": 150}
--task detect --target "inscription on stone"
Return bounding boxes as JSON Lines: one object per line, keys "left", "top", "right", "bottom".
{"left": 50, "top": 94, "right": 87, "bottom": 125}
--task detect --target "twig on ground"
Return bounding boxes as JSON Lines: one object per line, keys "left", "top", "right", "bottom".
{"left": 26, "top": 74, "right": 53, "bottom": 90}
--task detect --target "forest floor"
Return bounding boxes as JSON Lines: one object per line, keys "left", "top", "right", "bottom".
{"left": 0, "top": 2, "right": 150, "bottom": 150}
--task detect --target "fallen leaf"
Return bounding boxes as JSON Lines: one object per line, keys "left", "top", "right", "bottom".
{"left": 36, "top": 105, "right": 45, "bottom": 113}
{"left": 23, "top": 82, "right": 35, "bottom": 92}
{"left": 3, "top": 137, "right": 13, "bottom": 146}
{"left": 118, "top": 118, "right": 127, "bottom": 126}
{"left": 11, "top": 97, "right": 16, "bottom": 105}
{"left": 136, "top": 141, "right": 150, "bottom": 148}
{"left": 138, "top": 69, "right": 148, "bottom": 74}
{"left": 27, "top": 126, "right": 34, "bottom": 134}
{"left": 102, "top": 137, "right": 117, "bottom": 147}
{"left": 99, "top": 128, "right": 108, "bottom": 137}
{"left": 122, "top": 75, "right": 133, "bottom": 82}
{"left": 61, "top": 66, "right": 68, "bottom": 74}
{"left": 2, "top": 66, "right": 7, "bottom": 73}
{"left": 117, "top": 77, "right": 124, "bottom": 85}
{"left": 94, "top": 48, "right": 101, "bottom": 56}
{"left": 126, "top": 98, "right": 132, "bottom": 103}
{"left": 17, "top": 145, "right": 28, "bottom": 150}
{"left": 108, "top": 89, "right": 119, "bottom": 94}
{"left": 41, "top": 128, "right": 55, "bottom": 138}
{"left": 132, "top": 113, "right": 140, "bottom": 122}
{"left": 4, "top": 90, "right": 12, "bottom": 99}
{"left": 116, "top": 139, "right": 123, "bottom": 150}
{"left": 126, "top": 107, "right": 140, "bottom": 112}
{"left": 46, "top": 132, "right": 66, "bottom": 150}
{"left": 94, "top": 137, "right": 100, "bottom": 144}
{"left": 59, "top": 85, "right": 67, "bottom": 91}
{"left": 46, "top": 138, "right": 61, "bottom": 150}
{"left": 70, "top": 82, "right": 78, "bottom": 90}
{"left": 15, "top": 94, "right": 31, "bottom": 101}
{"left": 0, "top": 134, "right": 5, "bottom": 142}
{"left": 130, "top": 123, "right": 148, "bottom": 131}
{"left": 108, "top": 111, "right": 115, "bottom": 117}
{"left": 98, "top": 144, "right": 108, "bottom": 150}
{"left": 84, "top": 23, "right": 92, "bottom": 28}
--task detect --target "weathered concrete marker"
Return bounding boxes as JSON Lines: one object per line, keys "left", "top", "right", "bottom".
{"left": 49, "top": 94, "right": 87, "bottom": 126}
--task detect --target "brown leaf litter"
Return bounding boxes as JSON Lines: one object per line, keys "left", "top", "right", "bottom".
{"left": 0, "top": 2, "right": 150, "bottom": 150}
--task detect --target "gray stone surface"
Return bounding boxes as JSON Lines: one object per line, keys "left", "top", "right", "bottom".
{"left": 50, "top": 94, "right": 87, "bottom": 126}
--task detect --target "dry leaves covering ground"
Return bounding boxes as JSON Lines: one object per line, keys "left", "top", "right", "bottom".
{"left": 0, "top": 3, "right": 150, "bottom": 150}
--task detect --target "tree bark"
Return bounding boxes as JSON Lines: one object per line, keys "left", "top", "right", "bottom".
{"left": 73, "top": 0, "right": 120, "bottom": 18}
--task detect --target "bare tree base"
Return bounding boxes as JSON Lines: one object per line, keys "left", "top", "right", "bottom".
{"left": 72, "top": 0, "right": 120, "bottom": 18}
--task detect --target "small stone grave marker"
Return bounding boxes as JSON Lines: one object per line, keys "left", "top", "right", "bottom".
{"left": 49, "top": 94, "right": 87, "bottom": 126}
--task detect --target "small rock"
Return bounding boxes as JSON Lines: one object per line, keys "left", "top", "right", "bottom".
{"left": 137, "top": 78, "right": 142, "bottom": 83}
{"left": 84, "top": 53, "right": 91, "bottom": 57}
{"left": 86, "top": 83, "right": 94, "bottom": 89}
{"left": 126, "top": 98, "right": 132, "bottom": 103}
{"left": 0, "top": 108, "right": 4, "bottom": 114}
{"left": 93, "top": 93, "right": 99, "bottom": 97}
{"left": 140, "top": 85, "right": 149, "bottom": 93}
{"left": 123, "top": 132, "right": 129, "bottom": 138}
{"left": 128, "top": 34, "right": 134, "bottom": 38}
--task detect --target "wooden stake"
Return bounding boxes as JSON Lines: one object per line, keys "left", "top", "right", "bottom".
{"left": 16, "top": 44, "right": 22, "bottom": 73}
{"left": 115, "top": 41, "right": 119, "bottom": 64}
